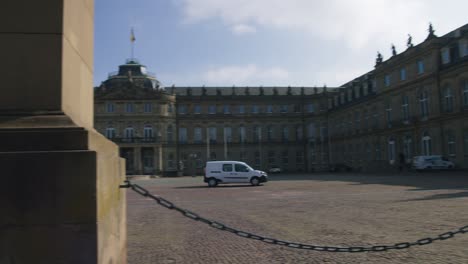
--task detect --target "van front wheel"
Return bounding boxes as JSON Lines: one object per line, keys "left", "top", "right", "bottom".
{"left": 250, "top": 177, "right": 260, "bottom": 186}
{"left": 207, "top": 178, "right": 218, "bottom": 187}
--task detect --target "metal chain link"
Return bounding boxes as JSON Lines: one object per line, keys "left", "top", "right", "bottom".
{"left": 123, "top": 180, "right": 468, "bottom": 253}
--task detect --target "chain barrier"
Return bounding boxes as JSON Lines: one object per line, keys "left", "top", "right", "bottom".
{"left": 122, "top": 180, "right": 468, "bottom": 253}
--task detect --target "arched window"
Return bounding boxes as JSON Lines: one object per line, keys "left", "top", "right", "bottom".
{"left": 444, "top": 86, "right": 454, "bottom": 112}
{"left": 422, "top": 131, "right": 432, "bottom": 156}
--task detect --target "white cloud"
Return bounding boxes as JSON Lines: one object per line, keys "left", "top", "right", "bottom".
{"left": 232, "top": 24, "right": 256, "bottom": 35}
{"left": 175, "top": 0, "right": 462, "bottom": 50}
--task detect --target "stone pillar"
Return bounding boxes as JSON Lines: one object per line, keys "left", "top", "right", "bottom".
{"left": 0, "top": 1, "right": 126, "bottom": 264}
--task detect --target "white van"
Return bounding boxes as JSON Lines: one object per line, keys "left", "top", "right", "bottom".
{"left": 412, "top": 155, "right": 455, "bottom": 171}
{"left": 204, "top": 161, "right": 268, "bottom": 187}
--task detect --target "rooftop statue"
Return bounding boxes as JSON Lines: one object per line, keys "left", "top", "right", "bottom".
{"left": 407, "top": 34, "right": 414, "bottom": 48}
{"left": 391, "top": 44, "right": 397, "bottom": 56}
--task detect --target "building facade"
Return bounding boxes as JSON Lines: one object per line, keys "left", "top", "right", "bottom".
{"left": 94, "top": 23, "right": 468, "bottom": 175}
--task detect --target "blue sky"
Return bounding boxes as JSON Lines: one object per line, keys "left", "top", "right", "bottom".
{"left": 94, "top": 0, "right": 468, "bottom": 87}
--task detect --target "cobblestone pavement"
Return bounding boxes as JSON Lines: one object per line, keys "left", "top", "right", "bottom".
{"left": 127, "top": 172, "right": 468, "bottom": 264}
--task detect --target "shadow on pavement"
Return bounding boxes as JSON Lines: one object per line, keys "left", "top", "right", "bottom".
{"left": 268, "top": 171, "right": 468, "bottom": 193}
{"left": 174, "top": 184, "right": 260, "bottom": 189}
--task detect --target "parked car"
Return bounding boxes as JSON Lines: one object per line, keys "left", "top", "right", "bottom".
{"left": 412, "top": 155, "right": 455, "bottom": 171}
{"left": 268, "top": 166, "right": 282, "bottom": 173}
{"left": 204, "top": 161, "right": 268, "bottom": 187}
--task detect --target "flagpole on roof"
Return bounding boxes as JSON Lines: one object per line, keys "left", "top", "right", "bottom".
{"left": 130, "top": 28, "right": 136, "bottom": 59}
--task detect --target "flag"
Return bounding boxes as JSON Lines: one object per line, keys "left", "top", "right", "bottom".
{"left": 130, "top": 28, "right": 136, "bottom": 42}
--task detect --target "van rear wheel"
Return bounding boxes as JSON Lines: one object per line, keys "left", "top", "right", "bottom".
{"left": 250, "top": 177, "right": 260, "bottom": 186}
{"left": 207, "top": 178, "right": 218, "bottom": 187}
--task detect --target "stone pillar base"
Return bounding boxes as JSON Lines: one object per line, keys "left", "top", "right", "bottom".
{"left": 0, "top": 115, "right": 126, "bottom": 264}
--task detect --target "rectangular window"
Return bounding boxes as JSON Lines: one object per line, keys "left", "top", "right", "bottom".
{"left": 106, "top": 102, "right": 115, "bottom": 113}
{"left": 266, "top": 105, "right": 273, "bottom": 113}
{"left": 239, "top": 105, "right": 245, "bottom": 114}
{"left": 194, "top": 104, "right": 201, "bottom": 114}
{"left": 144, "top": 126, "right": 153, "bottom": 139}
{"left": 125, "top": 103, "right": 134, "bottom": 113}
{"left": 179, "top": 128, "right": 187, "bottom": 144}
{"left": 105, "top": 128, "right": 115, "bottom": 139}
{"left": 208, "top": 105, "right": 216, "bottom": 114}
{"left": 224, "top": 127, "right": 232, "bottom": 143}
{"left": 253, "top": 126, "right": 261, "bottom": 142}
{"left": 252, "top": 105, "right": 259, "bottom": 114}
{"left": 223, "top": 105, "right": 230, "bottom": 114}
{"left": 208, "top": 127, "right": 217, "bottom": 144}
{"left": 384, "top": 75, "right": 391, "bottom": 87}
{"left": 460, "top": 41, "right": 468, "bottom": 57}
{"left": 144, "top": 103, "right": 152, "bottom": 113}
{"left": 400, "top": 68, "right": 406, "bottom": 81}
{"left": 401, "top": 95, "right": 409, "bottom": 123}
{"left": 417, "top": 60, "right": 425, "bottom": 74}
{"left": 419, "top": 91, "right": 429, "bottom": 119}
{"left": 280, "top": 105, "right": 288, "bottom": 113}
{"left": 267, "top": 126, "right": 274, "bottom": 142}
{"left": 386, "top": 102, "right": 392, "bottom": 128}
{"left": 167, "top": 104, "right": 173, "bottom": 113}
{"left": 239, "top": 126, "right": 246, "bottom": 143}
{"left": 178, "top": 105, "right": 187, "bottom": 114}
{"left": 441, "top": 48, "right": 450, "bottom": 64}
{"left": 448, "top": 133, "right": 456, "bottom": 158}
{"left": 194, "top": 127, "right": 202, "bottom": 143}
{"left": 282, "top": 126, "right": 289, "bottom": 142}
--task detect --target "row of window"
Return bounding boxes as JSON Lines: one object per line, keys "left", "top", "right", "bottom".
{"left": 331, "top": 82, "right": 468, "bottom": 136}
{"left": 105, "top": 102, "right": 319, "bottom": 114}
{"left": 105, "top": 123, "right": 328, "bottom": 143}
{"left": 177, "top": 103, "right": 317, "bottom": 115}
{"left": 334, "top": 130, "right": 468, "bottom": 163}
{"left": 105, "top": 102, "right": 174, "bottom": 113}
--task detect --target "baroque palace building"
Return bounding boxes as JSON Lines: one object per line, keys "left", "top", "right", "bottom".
{"left": 94, "top": 23, "right": 468, "bottom": 175}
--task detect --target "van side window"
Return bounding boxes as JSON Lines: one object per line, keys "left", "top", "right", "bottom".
{"left": 222, "top": 164, "right": 233, "bottom": 172}
{"left": 235, "top": 164, "right": 248, "bottom": 172}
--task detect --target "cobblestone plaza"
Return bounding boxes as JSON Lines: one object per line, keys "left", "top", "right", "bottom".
{"left": 127, "top": 172, "right": 468, "bottom": 264}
